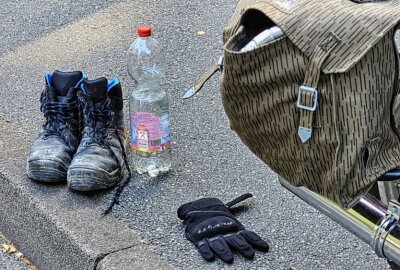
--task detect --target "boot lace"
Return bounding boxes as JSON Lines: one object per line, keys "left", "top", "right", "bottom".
{"left": 77, "top": 91, "right": 133, "bottom": 215}
{"left": 40, "top": 88, "right": 77, "bottom": 150}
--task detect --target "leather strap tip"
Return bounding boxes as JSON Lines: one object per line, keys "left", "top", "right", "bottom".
{"left": 298, "top": 127, "right": 312, "bottom": 143}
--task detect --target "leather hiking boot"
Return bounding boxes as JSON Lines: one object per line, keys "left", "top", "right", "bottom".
{"left": 67, "top": 77, "right": 130, "bottom": 191}
{"left": 27, "top": 70, "right": 86, "bottom": 182}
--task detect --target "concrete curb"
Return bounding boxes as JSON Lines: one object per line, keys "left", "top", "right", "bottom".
{"left": 0, "top": 119, "right": 179, "bottom": 270}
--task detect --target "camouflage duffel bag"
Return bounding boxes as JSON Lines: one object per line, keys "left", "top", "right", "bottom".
{"left": 220, "top": 0, "right": 400, "bottom": 208}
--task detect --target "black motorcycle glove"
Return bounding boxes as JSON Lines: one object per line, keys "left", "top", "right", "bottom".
{"left": 177, "top": 193, "right": 269, "bottom": 263}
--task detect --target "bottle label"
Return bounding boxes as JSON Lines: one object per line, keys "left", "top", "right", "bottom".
{"left": 130, "top": 112, "right": 172, "bottom": 153}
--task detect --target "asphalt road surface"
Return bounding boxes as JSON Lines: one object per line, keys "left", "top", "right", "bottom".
{"left": 0, "top": 0, "right": 396, "bottom": 269}
{"left": 0, "top": 233, "right": 29, "bottom": 270}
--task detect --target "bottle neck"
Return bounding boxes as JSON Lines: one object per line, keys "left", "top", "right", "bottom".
{"left": 138, "top": 36, "right": 151, "bottom": 40}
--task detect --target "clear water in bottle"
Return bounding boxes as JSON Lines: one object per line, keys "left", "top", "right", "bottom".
{"left": 128, "top": 26, "right": 172, "bottom": 177}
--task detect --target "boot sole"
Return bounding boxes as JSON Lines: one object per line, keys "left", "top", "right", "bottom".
{"left": 27, "top": 160, "right": 67, "bottom": 183}
{"left": 67, "top": 167, "right": 122, "bottom": 191}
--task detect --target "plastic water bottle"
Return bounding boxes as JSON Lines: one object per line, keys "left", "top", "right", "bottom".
{"left": 127, "top": 26, "right": 172, "bottom": 177}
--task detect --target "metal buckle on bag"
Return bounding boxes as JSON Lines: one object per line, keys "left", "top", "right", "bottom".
{"left": 297, "top": 85, "right": 318, "bottom": 111}
{"left": 217, "top": 55, "right": 224, "bottom": 72}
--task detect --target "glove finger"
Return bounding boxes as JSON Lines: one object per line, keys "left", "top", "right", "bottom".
{"left": 207, "top": 236, "right": 234, "bottom": 263}
{"left": 240, "top": 230, "right": 270, "bottom": 252}
{"left": 195, "top": 240, "right": 214, "bottom": 261}
{"left": 225, "top": 234, "right": 255, "bottom": 259}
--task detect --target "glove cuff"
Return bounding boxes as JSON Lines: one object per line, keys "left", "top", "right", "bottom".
{"left": 177, "top": 198, "right": 227, "bottom": 220}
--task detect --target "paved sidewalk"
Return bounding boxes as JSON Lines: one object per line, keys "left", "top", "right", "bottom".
{"left": 0, "top": 232, "right": 32, "bottom": 270}
{"left": 0, "top": 0, "right": 396, "bottom": 269}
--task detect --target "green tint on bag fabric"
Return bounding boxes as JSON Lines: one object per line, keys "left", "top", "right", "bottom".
{"left": 220, "top": 0, "right": 400, "bottom": 208}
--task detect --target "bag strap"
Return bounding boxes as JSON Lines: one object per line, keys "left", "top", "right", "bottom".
{"left": 297, "top": 32, "right": 341, "bottom": 143}
{"left": 183, "top": 56, "right": 224, "bottom": 99}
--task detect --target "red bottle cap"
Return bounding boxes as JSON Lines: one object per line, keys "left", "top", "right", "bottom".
{"left": 137, "top": 26, "right": 152, "bottom": 37}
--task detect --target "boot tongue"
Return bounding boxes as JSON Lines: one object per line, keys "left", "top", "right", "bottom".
{"left": 47, "top": 87, "right": 58, "bottom": 102}
{"left": 52, "top": 70, "right": 83, "bottom": 96}
{"left": 83, "top": 78, "right": 108, "bottom": 103}
{"left": 57, "top": 87, "right": 78, "bottom": 103}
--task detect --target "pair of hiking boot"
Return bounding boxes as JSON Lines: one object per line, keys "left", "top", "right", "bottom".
{"left": 26, "top": 70, "right": 130, "bottom": 193}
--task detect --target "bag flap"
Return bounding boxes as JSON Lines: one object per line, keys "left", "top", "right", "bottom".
{"left": 232, "top": 0, "right": 400, "bottom": 73}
